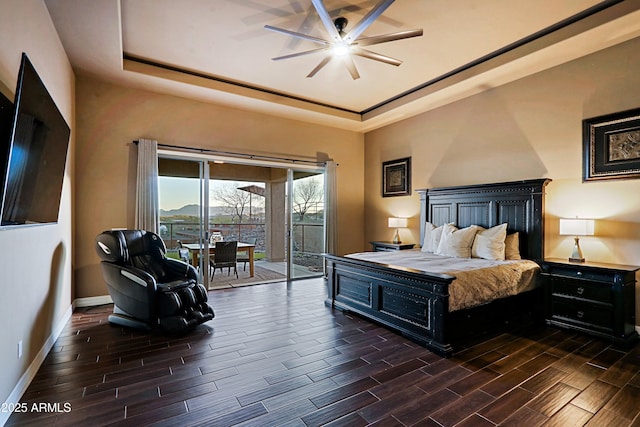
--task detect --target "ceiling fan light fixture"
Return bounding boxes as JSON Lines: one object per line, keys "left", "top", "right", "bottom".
{"left": 331, "top": 17, "right": 350, "bottom": 56}
{"left": 332, "top": 41, "right": 350, "bottom": 56}
{"left": 265, "top": 0, "right": 422, "bottom": 79}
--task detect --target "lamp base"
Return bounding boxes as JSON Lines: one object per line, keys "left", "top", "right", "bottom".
{"left": 392, "top": 229, "right": 401, "bottom": 244}
{"left": 568, "top": 236, "right": 585, "bottom": 263}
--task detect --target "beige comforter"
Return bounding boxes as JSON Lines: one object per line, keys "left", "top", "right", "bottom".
{"left": 345, "top": 250, "right": 540, "bottom": 311}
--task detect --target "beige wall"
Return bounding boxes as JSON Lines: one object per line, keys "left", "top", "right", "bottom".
{"left": 74, "top": 76, "right": 365, "bottom": 298}
{"left": 365, "top": 36, "right": 640, "bottom": 324}
{"left": 0, "top": 0, "right": 75, "bottom": 411}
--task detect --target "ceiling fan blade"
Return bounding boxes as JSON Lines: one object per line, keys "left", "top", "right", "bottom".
{"left": 355, "top": 29, "right": 423, "bottom": 46}
{"left": 264, "top": 25, "right": 330, "bottom": 45}
{"left": 272, "top": 47, "right": 329, "bottom": 61}
{"left": 284, "top": 3, "right": 323, "bottom": 51}
{"left": 307, "top": 55, "right": 332, "bottom": 78}
{"left": 352, "top": 47, "right": 402, "bottom": 66}
{"left": 342, "top": 55, "right": 361, "bottom": 80}
{"left": 311, "top": 0, "right": 342, "bottom": 42}
{"left": 344, "top": 0, "right": 395, "bottom": 44}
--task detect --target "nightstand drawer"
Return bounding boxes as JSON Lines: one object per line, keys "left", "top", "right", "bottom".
{"left": 551, "top": 277, "right": 613, "bottom": 304}
{"left": 545, "top": 265, "right": 616, "bottom": 283}
{"left": 550, "top": 299, "right": 613, "bottom": 331}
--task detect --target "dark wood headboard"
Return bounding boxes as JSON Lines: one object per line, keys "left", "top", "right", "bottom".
{"left": 417, "top": 179, "right": 551, "bottom": 260}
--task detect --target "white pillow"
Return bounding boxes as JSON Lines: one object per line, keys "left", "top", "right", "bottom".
{"left": 421, "top": 222, "right": 446, "bottom": 253}
{"left": 435, "top": 224, "right": 479, "bottom": 258}
{"left": 505, "top": 232, "right": 521, "bottom": 260}
{"left": 471, "top": 223, "right": 507, "bottom": 260}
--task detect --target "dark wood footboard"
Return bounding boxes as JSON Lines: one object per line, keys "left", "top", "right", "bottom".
{"left": 325, "top": 254, "right": 457, "bottom": 356}
{"left": 325, "top": 254, "right": 544, "bottom": 357}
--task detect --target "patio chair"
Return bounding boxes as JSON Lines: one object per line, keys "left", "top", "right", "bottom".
{"left": 238, "top": 237, "right": 257, "bottom": 271}
{"left": 176, "top": 240, "right": 190, "bottom": 263}
{"left": 210, "top": 240, "right": 238, "bottom": 279}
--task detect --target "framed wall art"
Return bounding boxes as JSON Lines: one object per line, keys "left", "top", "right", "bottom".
{"left": 583, "top": 108, "right": 640, "bottom": 181}
{"left": 382, "top": 157, "right": 411, "bottom": 197}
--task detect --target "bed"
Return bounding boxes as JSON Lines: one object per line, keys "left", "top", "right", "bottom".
{"left": 324, "top": 179, "right": 551, "bottom": 357}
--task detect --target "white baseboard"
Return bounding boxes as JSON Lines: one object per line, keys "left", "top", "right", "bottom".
{"left": 0, "top": 304, "right": 72, "bottom": 427}
{"left": 73, "top": 294, "right": 113, "bottom": 308}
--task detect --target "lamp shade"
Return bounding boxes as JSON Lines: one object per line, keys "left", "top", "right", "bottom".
{"left": 559, "top": 218, "right": 595, "bottom": 236}
{"left": 388, "top": 217, "right": 408, "bottom": 228}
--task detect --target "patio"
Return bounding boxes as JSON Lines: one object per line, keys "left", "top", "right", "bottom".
{"left": 206, "top": 260, "right": 319, "bottom": 289}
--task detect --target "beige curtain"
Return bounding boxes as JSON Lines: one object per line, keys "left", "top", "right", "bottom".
{"left": 135, "top": 138, "right": 159, "bottom": 232}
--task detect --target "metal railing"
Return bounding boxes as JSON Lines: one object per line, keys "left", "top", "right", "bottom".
{"left": 160, "top": 221, "right": 323, "bottom": 254}
{"left": 160, "top": 222, "right": 263, "bottom": 249}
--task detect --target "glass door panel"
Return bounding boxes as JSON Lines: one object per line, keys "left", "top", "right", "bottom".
{"left": 158, "top": 158, "right": 210, "bottom": 285}
{"left": 287, "top": 169, "right": 325, "bottom": 280}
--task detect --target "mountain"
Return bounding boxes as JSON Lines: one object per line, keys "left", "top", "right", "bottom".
{"left": 160, "top": 204, "right": 264, "bottom": 217}
{"left": 160, "top": 204, "right": 200, "bottom": 217}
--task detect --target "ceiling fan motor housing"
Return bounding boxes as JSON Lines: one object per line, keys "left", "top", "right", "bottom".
{"left": 334, "top": 17, "right": 348, "bottom": 35}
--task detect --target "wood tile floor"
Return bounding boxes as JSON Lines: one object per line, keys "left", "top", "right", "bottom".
{"left": 7, "top": 278, "right": 640, "bottom": 426}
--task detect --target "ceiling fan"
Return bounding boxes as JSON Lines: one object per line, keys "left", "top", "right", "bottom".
{"left": 265, "top": 0, "right": 423, "bottom": 80}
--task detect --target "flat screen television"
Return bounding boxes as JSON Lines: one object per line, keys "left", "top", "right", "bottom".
{"left": 0, "top": 90, "right": 12, "bottom": 198}
{"left": 0, "top": 53, "right": 71, "bottom": 226}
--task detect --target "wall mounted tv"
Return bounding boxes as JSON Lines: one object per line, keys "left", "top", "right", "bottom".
{"left": 0, "top": 53, "right": 70, "bottom": 227}
{"left": 0, "top": 90, "right": 12, "bottom": 197}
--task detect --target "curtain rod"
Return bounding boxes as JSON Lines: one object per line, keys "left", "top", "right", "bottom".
{"left": 134, "top": 140, "right": 328, "bottom": 166}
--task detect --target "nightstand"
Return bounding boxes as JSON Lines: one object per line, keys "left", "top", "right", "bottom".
{"left": 539, "top": 258, "right": 639, "bottom": 346}
{"left": 370, "top": 241, "right": 415, "bottom": 252}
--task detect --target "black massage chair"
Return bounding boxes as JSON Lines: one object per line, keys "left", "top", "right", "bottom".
{"left": 95, "top": 229, "right": 214, "bottom": 333}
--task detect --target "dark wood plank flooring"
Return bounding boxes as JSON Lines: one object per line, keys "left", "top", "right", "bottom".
{"left": 7, "top": 278, "right": 640, "bottom": 426}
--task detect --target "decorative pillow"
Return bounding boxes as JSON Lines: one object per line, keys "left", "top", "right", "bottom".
{"left": 471, "top": 223, "right": 507, "bottom": 260}
{"left": 435, "top": 224, "right": 479, "bottom": 258}
{"left": 505, "top": 232, "right": 521, "bottom": 260}
{"left": 421, "top": 222, "right": 446, "bottom": 253}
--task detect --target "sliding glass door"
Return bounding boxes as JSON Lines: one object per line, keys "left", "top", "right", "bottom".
{"left": 158, "top": 149, "right": 328, "bottom": 285}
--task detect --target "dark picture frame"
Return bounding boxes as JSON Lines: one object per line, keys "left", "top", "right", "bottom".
{"left": 583, "top": 107, "right": 640, "bottom": 182}
{"left": 382, "top": 157, "right": 411, "bottom": 197}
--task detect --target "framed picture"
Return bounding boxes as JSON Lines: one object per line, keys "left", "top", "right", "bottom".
{"left": 583, "top": 108, "right": 640, "bottom": 181}
{"left": 382, "top": 157, "right": 411, "bottom": 197}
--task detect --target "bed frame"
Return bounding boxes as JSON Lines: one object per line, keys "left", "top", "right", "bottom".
{"left": 325, "top": 179, "right": 551, "bottom": 357}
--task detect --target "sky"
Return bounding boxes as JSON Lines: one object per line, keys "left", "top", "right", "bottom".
{"left": 159, "top": 177, "right": 266, "bottom": 210}
{"left": 158, "top": 176, "right": 199, "bottom": 210}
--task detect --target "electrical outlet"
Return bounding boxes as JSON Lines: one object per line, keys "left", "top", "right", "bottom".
{"left": 18, "top": 340, "right": 22, "bottom": 359}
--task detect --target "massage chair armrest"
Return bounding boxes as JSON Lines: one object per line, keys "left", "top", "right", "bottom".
{"left": 99, "top": 262, "right": 161, "bottom": 323}
{"left": 163, "top": 257, "right": 198, "bottom": 282}
{"left": 100, "top": 262, "right": 159, "bottom": 296}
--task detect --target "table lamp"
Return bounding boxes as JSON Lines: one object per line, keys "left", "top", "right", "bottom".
{"left": 388, "top": 217, "right": 408, "bottom": 244}
{"left": 559, "top": 218, "right": 595, "bottom": 262}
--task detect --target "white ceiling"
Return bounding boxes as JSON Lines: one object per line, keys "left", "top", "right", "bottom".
{"left": 45, "top": 0, "right": 640, "bottom": 132}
